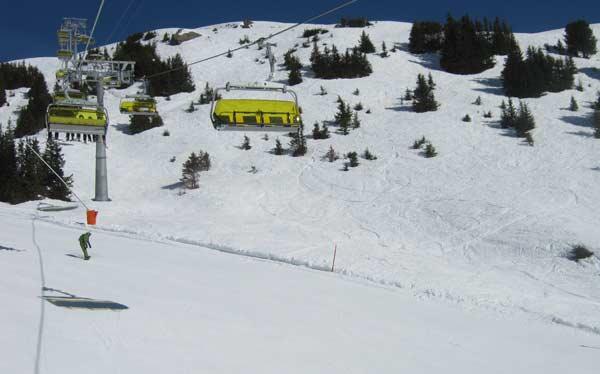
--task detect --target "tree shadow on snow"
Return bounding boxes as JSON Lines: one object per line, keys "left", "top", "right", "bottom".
{"left": 560, "top": 115, "right": 592, "bottom": 128}
{"left": 385, "top": 99, "right": 414, "bottom": 112}
{"left": 566, "top": 130, "right": 594, "bottom": 138}
{"left": 472, "top": 77, "right": 505, "bottom": 96}
{"left": 579, "top": 67, "right": 600, "bottom": 81}
{"left": 408, "top": 53, "right": 443, "bottom": 72}
{"left": 162, "top": 181, "right": 184, "bottom": 190}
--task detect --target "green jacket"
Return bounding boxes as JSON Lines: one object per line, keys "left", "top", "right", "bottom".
{"left": 79, "top": 232, "right": 92, "bottom": 248}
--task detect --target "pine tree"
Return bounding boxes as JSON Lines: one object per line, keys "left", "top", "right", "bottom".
{"left": 515, "top": 101, "right": 535, "bottom": 137}
{"left": 412, "top": 136, "right": 427, "bottom": 149}
{"left": 593, "top": 108, "right": 600, "bottom": 139}
{"left": 273, "top": 138, "right": 284, "bottom": 155}
{"left": 569, "top": 96, "right": 579, "bottom": 111}
{"left": 413, "top": 74, "right": 439, "bottom": 112}
{"left": 181, "top": 151, "right": 211, "bottom": 189}
{"left": 43, "top": 137, "right": 72, "bottom": 201}
{"left": 358, "top": 31, "right": 376, "bottom": 53}
{"left": 162, "top": 33, "right": 170, "bottom": 43}
{"left": 363, "top": 148, "right": 377, "bottom": 160}
{"left": 241, "top": 135, "right": 251, "bottom": 150}
{"left": 186, "top": 101, "right": 196, "bottom": 113}
{"left": 346, "top": 152, "right": 359, "bottom": 167}
{"left": 288, "top": 66, "right": 303, "bottom": 86}
{"left": 169, "top": 34, "right": 181, "bottom": 46}
{"left": 500, "top": 98, "right": 517, "bottom": 129}
{"left": 312, "top": 122, "right": 323, "bottom": 139}
{"left": 462, "top": 114, "right": 472, "bottom": 122}
{"left": 473, "top": 96, "right": 482, "bottom": 105}
{"left": 335, "top": 97, "right": 352, "bottom": 133}
{"left": 565, "top": 20, "right": 598, "bottom": 58}
{"left": 380, "top": 42, "right": 389, "bottom": 57}
{"left": 408, "top": 21, "right": 443, "bottom": 54}
{"left": 351, "top": 112, "right": 361, "bottom": 129}
{"left": 199, "top": 83, "right": 219, "bottom": 104}
{"left": 324, "top": 146, "right": 339, "bottom": 162}
{"left": 290, "top": 129, "right": 307, "bottom": 157}
{"left": 424, "top": 143, "right": 438, "bottom": 158}
{"left": 130, "top": 114, "right": 164, "bottom": 134}
{"left": 440, "top": 15, "right": 495, "bottom": 74}
{"left": 17, "top": 138, "right": 45, "bottom": 200}
{"left": 427, "top": 73, "right": 436, "bottom": 89}
{"left": 321, "top": 125, "right": 330, "bottom": 139}
{"left": 0, "top": 125, "right": 19, "bottom": 203}
{"left": 0, "top": 84, "right": 6, "bottom": 107}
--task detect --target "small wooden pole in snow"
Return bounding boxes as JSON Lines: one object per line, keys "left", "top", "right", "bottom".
{"left": 331, "top": 243, "right": 337, "bottom": 272}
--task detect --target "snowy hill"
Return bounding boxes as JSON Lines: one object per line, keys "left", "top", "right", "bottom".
{"left": 2, "top": 21, "right": 600, "bottom": 370}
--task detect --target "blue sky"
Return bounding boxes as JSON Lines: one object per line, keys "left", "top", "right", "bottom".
{"left": 1, "top": 0, "right": 599, "bottom": 62}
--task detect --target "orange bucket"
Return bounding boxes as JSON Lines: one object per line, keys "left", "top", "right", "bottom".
{"left": 86, "top": 210, "right": 98, "bottom": 225}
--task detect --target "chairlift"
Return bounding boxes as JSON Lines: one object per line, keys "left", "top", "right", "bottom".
{"left": 55, "top": 69, "right": 68, "bottom": 80}
{"left": 210, "top": 82, "right": 302, "bottom": 132}
{"left": 46, "top": 100, "right": 108, "bottom": 136}
{"left": 119, "top": 94, "right": 158, "bottom": 116}
{"left": 119, "top": 79, "right": 158, "bottom": 116}
{"left": 53, "top": 89, "right": 87, "bottom": 103}
{"left": 57, "top": 49, "right": 73, "bottom": 59}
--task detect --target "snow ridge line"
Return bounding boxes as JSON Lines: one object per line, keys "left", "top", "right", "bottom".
{"left": 8, "top": 210, "right": 600, "bottom": 337}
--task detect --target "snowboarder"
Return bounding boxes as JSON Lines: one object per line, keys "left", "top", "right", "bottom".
{"left": 78, "top": 232, "right": 92, "bottom": 260}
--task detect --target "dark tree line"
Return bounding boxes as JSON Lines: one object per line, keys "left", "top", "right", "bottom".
{"left": 0, "top": 62, "right": 52, "bottom": 138}
{"left": 409, "top": 16, "right": 515, "bottom": 74}
{"left": 113, "top": 33, "right": 195, "bottom": 97}
{"left": 310, "top": 42, "right": 372, "bottom": 79}
{"left": 440, "top": 15, "right": 497, "bottom": 74}
{"left": 409, "top": 21, "right": 443, "bottom": 54}
{"left": 565, "top": 20, "right": 597, "bottom": 58}
{"left": 336, "top": 18, "right": 372, "bottom": 28}
{"left": 502, "top": 44, "right": 577, "bottom": 98}
{"left": 0, "top": 127, "right": 72, "bottom": 204}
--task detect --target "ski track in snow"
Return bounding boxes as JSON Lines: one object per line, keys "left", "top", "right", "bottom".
{"left": 2, "top": 21, "right": 600, "bottom": 336}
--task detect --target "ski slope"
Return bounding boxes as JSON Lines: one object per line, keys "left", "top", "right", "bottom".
{"left": 1, "top": 20, "right": 600, "bottom": 355}
{"left": 1, "top": 209, "right": 599, "bottom": 373}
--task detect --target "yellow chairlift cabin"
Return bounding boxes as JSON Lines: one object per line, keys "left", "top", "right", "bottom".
{"left": 210, "top": 83, "right": 302, "bottom": 132}
{"left": 57, "top": 49, "right": 73, "bottom": 59}
{"left": 46, "top": 99, "right": 108, "bottom": 137}
{"left": 55, "top": 69, "right": 68, "bottom": 80}
{"left": 53, "top": 89, "right": 87, "bottom": 103}
{"left": 119, "top": 94, "right": 158, "bottom": 116}
{"left": 119, "top": 80, "right": 158, "bottom": 116}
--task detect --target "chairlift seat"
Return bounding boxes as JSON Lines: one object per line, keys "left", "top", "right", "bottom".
{"left": 46, "top": 103, "right": 108, "bottom": 136}
{"left": 211, "top": 84, "right": 302, "bottom": 132}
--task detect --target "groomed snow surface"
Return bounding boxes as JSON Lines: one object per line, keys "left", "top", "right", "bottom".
{"left": 1, "top": 21, "right": 600, "bottom": 372}
{"left": 1, "top": 210, "right": 599, "bottom": 373}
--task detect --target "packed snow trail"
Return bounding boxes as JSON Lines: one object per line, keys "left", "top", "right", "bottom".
{"left": 1, "top": 210, "right": 599, "bottom": 373}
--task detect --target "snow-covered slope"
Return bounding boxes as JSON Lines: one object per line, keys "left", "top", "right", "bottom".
{"left": 2, "top": 21, "right": 600, "bottom": 341}
{"left": 1, "top": 209, "right": 599, "bottom": 373}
